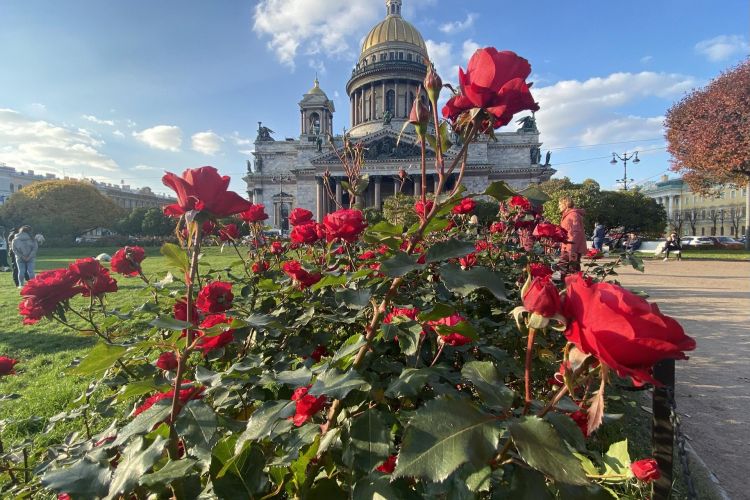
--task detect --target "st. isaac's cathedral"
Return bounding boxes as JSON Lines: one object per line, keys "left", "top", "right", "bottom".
{"left": 244, "top": 0, "right": 554, "bottom": 230}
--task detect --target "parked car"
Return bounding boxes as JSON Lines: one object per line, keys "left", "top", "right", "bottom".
{"left": 681, "top": 236, "right": 715, "bottom": 247}
{"left": 709, "top": 236, "right": 744, "bottom": 249}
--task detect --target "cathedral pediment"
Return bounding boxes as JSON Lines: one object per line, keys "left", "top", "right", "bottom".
{"left": 312, "top": 128, "right": 447, "bottom": 165}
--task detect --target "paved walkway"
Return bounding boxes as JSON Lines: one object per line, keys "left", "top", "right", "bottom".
{"left": 617, "top": 259, "right": 750, "bottom": 499}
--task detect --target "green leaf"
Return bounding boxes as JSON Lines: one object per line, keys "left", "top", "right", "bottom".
{"left": 112, "top": 400, "right": 172, "bottom": 447}
{"left": 160, "top": 242, "right": 189, "bottom": 272}
{"left": 41, "top": 455, "right": 111, "bottom": 498}
{"left": 425, "top": 239, "right": 476, "bottom": 263}
{"left": 435, "top": 318, "right": 478, "bottom": 341}
{"left": 291, "top": 435, "right": 320, "bottom": 487}
{"left": 397, "top": 324, "right": 423, "bottom": 356}
{"left": 461, "top": 361, "right": 514, "bottom": 411}
{"left": 544, "top": 412, "right": 587, "bottom": 453}
{"left": 393, "top": 397, "right": 503, "bottom": 481}
{"left": 331, "top": 334, "right": 367, "bottom": 370}
{"left": 71, "top": 341, "right": 127, "bottom": 376}
{"left": 352, "top": 474, "right": 402, "bottom": 500}
{"left": 335, "top": 287, "right": 372, "bottom": 310}
{"left": 626, "top": 253, "right": 645, "bottom": 272}
{"left": 439, "top": 263, "right": 507, "bottom": 300}
{"left": 118, "top": 379, "right": 159, "bottom": 402}
{"left": 211, "top": 437, "right": 268, "bottom": 498}
{"left": 311, "top": 273, "right": 349, "bottom": 290}
{"left": 482, "top": 180, "right": 515, "bottom": 202}
{"left": 149, "top": 316, "right": 193, "bottom": 330}
{"left": 272, "top": 366, "right": 313, "bottom": 387}
{"left": 507, "top": 466, "right": 555, "bottom": 499}
{"left": 140, "top": 458, "right": 199, "bottom": 488}
{"left": 384, "top": 367, "right": 436, "bottom": 398}
{"left": 345, "top": 409, "right": 392, "bottom": 472}
{"left": 508, "top": 416, "right": 589, "bottom": 485}
{"left": 603, "top": 439, "right": 631, "bottom": 477}
{"left": 417, "top": 303, "right": 455, "bottom": 322}
{"left": 466, "top": 466, "right": 492, "bottom": 492}
{"left": 422, "top": 217, "right": 451, "bottom": 236}
{"left": 175, "top": 401, "right": 218, "bottom": 462}
{"left": 235, "top": 400, "right": 296, "bottom": 451}
{"left": 308, "top": 369, "right": 370, "bottom": 399}
{"left": 368, "top": 220, "right": 404, "bottom": 236}
{"left": 379, "top": 251, "right": 425, "bottom": 277}
{"left": 107, "top": 435, "right": 167, "bottom": 499}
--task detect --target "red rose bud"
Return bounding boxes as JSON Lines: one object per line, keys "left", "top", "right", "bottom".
{"left": 162, "top": 166, "right": 253, "bottom": 218}
{"left": 0, "top": 356, "right": 19, "bottom": 376}
{"left": 414, "top": 199, "right": 434, "bottom": 218}
{"left": 523, "top": 276, "right": 561, "bottom": 318}
{"left": 509, "top": 195, "right": 532, "bottom": 212}
{"left": 424, "top": 63, "right": 443, "bottom": 103}
{"left": 239, "top": 204, "right": 269, "bottom": 223}
{"left": 282, "top": 261, "right": 322, "bottom": 289}
{"left": 452, "top": 197, "right": 476, "bottom": 215}
{"left": 155, "top": 351, "right": 178, "bottom": 371}
{"left": 291, "top": 386, "right": 326, "bottom": 426}
{"left": 631, "top": 458, "right": 661, "bottom": 482}
{"left": 409, "top": 98, "right": 430, "bottom": 134}
{"left": 110, "top": 246, "right": 146, "bottom": 276}
{"left": 563, "top": 273, "right": 695, "bottom": 386}
{"left": 323, "top": 209, "right": 367, "bottom": 244}
{"left": 289, "top": 207, "right": 314, "bottom": 226}
{"left": 251, "top": 261, "right": 269, "bottom": 274}
{"left": 196, "top": 281, "right": 234, "bottom": 313}
{"left": 290, "top": 222, "right": 320, "bottom": 245}
{"left": 586, "top": 248, "right": 603, "bottom": 259}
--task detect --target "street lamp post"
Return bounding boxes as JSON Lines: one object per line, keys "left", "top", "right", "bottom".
{"left": 610, "top": 151, "right": 640, "bottom": 190}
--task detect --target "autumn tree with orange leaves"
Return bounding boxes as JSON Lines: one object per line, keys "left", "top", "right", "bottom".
{"left": 665, "top": 58, "right": 750, "bottom": 247}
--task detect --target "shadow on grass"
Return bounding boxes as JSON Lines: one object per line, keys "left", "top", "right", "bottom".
{"left": 0, "top": 330, "right": 95, "bottom": 356}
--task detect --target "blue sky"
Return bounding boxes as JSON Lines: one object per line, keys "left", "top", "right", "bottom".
{"left": 1, "top": 0, "right": 747, "bottom": 195}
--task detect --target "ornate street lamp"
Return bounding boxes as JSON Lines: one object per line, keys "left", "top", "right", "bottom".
{"left": 610, "top": 151, "right": 640, "bottom": 190}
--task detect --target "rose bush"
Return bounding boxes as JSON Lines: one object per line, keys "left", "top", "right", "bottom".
{"left": 8, "top": 49, "right": 695, "bottom": 499}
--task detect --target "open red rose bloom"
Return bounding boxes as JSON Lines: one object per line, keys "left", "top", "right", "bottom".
{"left": 162, "top": 166, "right": 253, "bottom": 218}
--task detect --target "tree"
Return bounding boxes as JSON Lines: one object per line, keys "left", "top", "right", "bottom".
{"left": 382, "top": 193, "right": 419, "bottom": 229}
{"left": 141, "top": 207, "right": 176, "bottom": 236}
{"left": 115, "top": 207, "right": 149, "bottom": 236}
{"left": 686, "top": 209, "right": 698, "bottom": 235}
{"left": 665, "top": 58, "right": 750, "bottom": 247}
{"left": 0, "top": 180, "right": 122, "bottom": 241}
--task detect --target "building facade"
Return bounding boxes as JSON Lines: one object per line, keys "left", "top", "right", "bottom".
{"left": 244, "top": 0, "right": 554, "bottom": 230}
{"left": 641, "top": 175, "right": 748, "bottom": 237}
{"left": 0, "top": 164, "right": 175, "bottom": 210}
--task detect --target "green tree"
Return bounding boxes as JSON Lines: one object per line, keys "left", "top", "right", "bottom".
{"left": 382, "top": 193, "right": 419, "bottom": 229}
{"left": 141, "top": 208, "right": 176, "bottom": 236}
{"left": 0, "top": 180, "right": 122, "bottom": 241}
{"left": 115, "top": 207, "right": 149, "bottom": 236}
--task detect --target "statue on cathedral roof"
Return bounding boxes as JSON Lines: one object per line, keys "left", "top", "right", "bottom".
{"left": 516, "top": 114, "right": 537, "bottom": 132}
{"left": 256, "top": 122, "right": 275, "bottom": 142}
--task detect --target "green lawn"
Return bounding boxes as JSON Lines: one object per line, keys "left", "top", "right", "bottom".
{"left": 636, "top": 248, "right": 750, "bottom": 260}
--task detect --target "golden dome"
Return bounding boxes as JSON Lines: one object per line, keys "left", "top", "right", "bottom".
{"left": 361, "top": 15, "right": 427, "bottom": 57}
{"left": 306, "top": 77, "right": 326, "bottom": 96}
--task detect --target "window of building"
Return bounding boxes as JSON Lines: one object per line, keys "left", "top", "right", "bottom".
{"left": 385, "top": 90, "right": 395, "bottom": 114}
{"left": 389, "top": 52, "right": 394, "bottom": 60}
{"left": 720, "top": 226, "right": 725, "bottom": 235}
{"left": 701, "top": 209, "right": 706, "bottom": 219}
{"left": 701, "top": 227, "right": 705, "bottom": 236}
{"left": 731, "top": 190, "right": 736, "bottom": 198}
{"left": 380, "top": 53, "right": 385, "bottom": 62}
{"left": 309, "top": 112, "right": 321, "bottom": 135}
{"left": 406, "top": 53, "right": 412, "bottom": 61}
{"left": 9, "top": 183, "right": 13, "bottom": 192}
{"left": 398, "top": 52, "right": 403, "bottom": 60}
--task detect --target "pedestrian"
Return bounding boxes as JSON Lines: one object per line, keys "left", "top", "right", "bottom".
{"left": 0, "top": 229, "right": 7, "bottom": 272}
{"left": 7, "top": 228, "right": 22, "bottom": 286}
{"left": 624, "top": 232, "right": 642, "bottom": 253}
{"left": 34, "top": 233, "right": 45, "bottom": 246}
{"left": 592, "top": 221, "right": 606, "bottom": 251}
{"left": 558, "top": 197, "right": 586, "bottom": 272}
{"left": 664, "top": 232, "right": 682, "bottom": 261}
{"left": 11, "top": 226, "right": 38, "bottom": 287}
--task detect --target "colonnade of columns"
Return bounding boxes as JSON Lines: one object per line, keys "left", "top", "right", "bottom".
{"left": 349, "top": 79, "right": 418, "bottom": 126}
{"left": 655, "top": 195, "right": 681, "bottom": 218}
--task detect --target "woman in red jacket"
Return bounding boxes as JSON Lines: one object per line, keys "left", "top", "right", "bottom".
{"left": 559, "top": 197, "right": 586, "bottom": 272}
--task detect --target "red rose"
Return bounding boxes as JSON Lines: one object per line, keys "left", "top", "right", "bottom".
{"left": 459, "top": 253, "right": 477, "bottom": 269}
{"left": 219, "top": 223, "right": 240, "bottom": 242}
{"left": 282, "top": 261, "right": 321, "bottom": 289}
{"left": 290, "top": 222, "right": 320, "bottom": 244}
{"left": 58, "top": 494, "right": 72, "bottom": 500}
{"left": 173, "top": 298, "right": 201, "bottom": 324}
{"left": 428, "top": 313, "right": 472, "bottom": 346}
{"left": 475, "top": 240, "right": 491, "bottom": 252}
{"left": 80, "top": 268, "right": 118, "bottom": 297}
{"left": 452, "top": 197, "right": 476, "bottom": 215}
{"left": 270, "top": 241, "right": 285, "bottom": 255}
{"left": 383, "top": 307, "right": 420, "bottom": 324}
{"left": 523, "top": 276, "right": 562, "bottom": 318}
{"left": 569, "top": 410, "right": 589, "bottom": 438}
{"left": 533, "top": 222, "right": 568, "bottom": 242}
{"left": 196, "top": 328, "right": 234, "bottom": 354}
{"left": 376, "top": 454, "right": 398, "bottom": 474}
{"left": 631, "top": 458, "right": 660, "bottom": 482}
{"left": 489, "top": 222, "right": 507, "bottom": 234}
{"left": 155, "top": 351, "right": 178, "bottom": 371}
{"left": 414, "top": 200, "right": 434, "bottom": 218}
{"left": 586, "top": 248, "right": 603, "bottom": 260}
{"left": 563, "top": 273, "right": 696, "bottom": 385}
{"left": 442, "top": 48, "right": 539, "bottom": 128}
{"left": 509, "top": 195, "right": 532, "bottom": 212}
{"left": 68, "top": 258, "right": 104, "bottom": 282}
{"left": 110, "top": 246, "right": 146, "bottom": 276}
{"left": 323, "top": 209, "right": 367, "bottom": 243}
{"left": 309, "top": 345, "right": 328, "bottom": 362}
{"left": 291, "top": 386, "right": 326, "bottom": 426}
{"left": 251, "top": 261, "right": 269, "bottom": 274}
{"left": 134, "top": 384, "right": 204, "bottom": 417}
{"left": 162, "top": 166, "right": 253, "bottom": 217}
{"left": 0, "top": 356, "right": 18, "bottom": 376}
{"left": 529, "top": 262, "right": 553, "bottom": 279}
{"left": 196, "top": 282, "right": 234, "bottom": 313}
{"left": 289, "top": 208, "right": 314, "bottom": 226}
{"left": 239, "top": 204, "right": 269, "bottom": 223}
{"left": 202, "top": 220, "right": 216, "bottom": 236}
{"left": 18, "top": 269, "right": 80, "bottom": 324}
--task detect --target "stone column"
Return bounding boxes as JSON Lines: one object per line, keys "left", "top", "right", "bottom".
{"left": 374, "top": 176, "right": 382, "bottom": 209}
{"left": 665, "top": 197, "right": 671, "bottom": 218}
{"left": 335, "top": 179, "right": 343, "bottom": 207}
{"left": 413, "top": 175, "right": 421, "bottom": 196}
{"left": 433, "top": 174, "right": 439, "bottom": 193}
{"left": 394, "top": 179, "right": 399, "bottom": 195}
{"left": 371, "top": 84, "right": 376, "bottom": 120}
{"left": 316, "top": 177, "right": 325, "bottom": 222}
{"left": 351, "top": 97, "right": 355, "bottom": 127}
{"left": 394, "top": 80, "right": 400, "bottom": 117}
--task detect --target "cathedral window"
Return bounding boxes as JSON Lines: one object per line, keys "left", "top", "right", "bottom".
{"left": 398, "top": 52, "right": 403, "bottom": 60}
{"left": 309, "top": 112, "right": 321, "bottom": 135}
{"left": 386, "top": 90, "right": 395, "bottom": 114}
{"left": 407, "top": 53, "right": 412, "bottom": 61}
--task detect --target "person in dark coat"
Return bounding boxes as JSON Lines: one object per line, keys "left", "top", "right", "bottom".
{"left": 664, "top": 233, "right": 682, "bottom": 261}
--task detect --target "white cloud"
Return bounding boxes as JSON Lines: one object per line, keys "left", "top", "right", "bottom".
{"left": 133, "top": 125, "right": 182, "bottom": 152}
{"left": 230, "top": 131, "right": 254, "bottom": 147}
{"left": 112, "top": 129, "right": 125, "bottom": 137}
{"left": 253, "top": 0, "right": 380, "bottom": 68}
{"left": 439, "top": 13, "right": 477, "bottom": 34}
{"left": 308, "top": 58, "right": 327, "bottom": 75}
{"left": 29, "top": 103, "right": 47, "bottom": 113}
{"left": 0, "top": 108, "right": 119, "bottom": 173}
{"left": 531, "top": 71, "right": 696, "bottom": 149}
{"left": 640, "top": 55, "right": 653, "bottom": 64}
{"left": 695, "top": 34, "right": 749, "bottom": 62}
{"left": 191, "top": 130, "right": 224, "bottom": 155}
{"left": 425, "top": 40, "right": 455, "bottom": 77}
{"left": 133, "top": 164, "right": 157, "bottom": 171}
{"left": 82, "top": 114, "right": 115, "bottom": 126}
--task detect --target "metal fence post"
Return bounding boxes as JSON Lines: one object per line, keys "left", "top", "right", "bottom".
{"left": 652, "top": 358, "right": 675, "bottom": 499}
